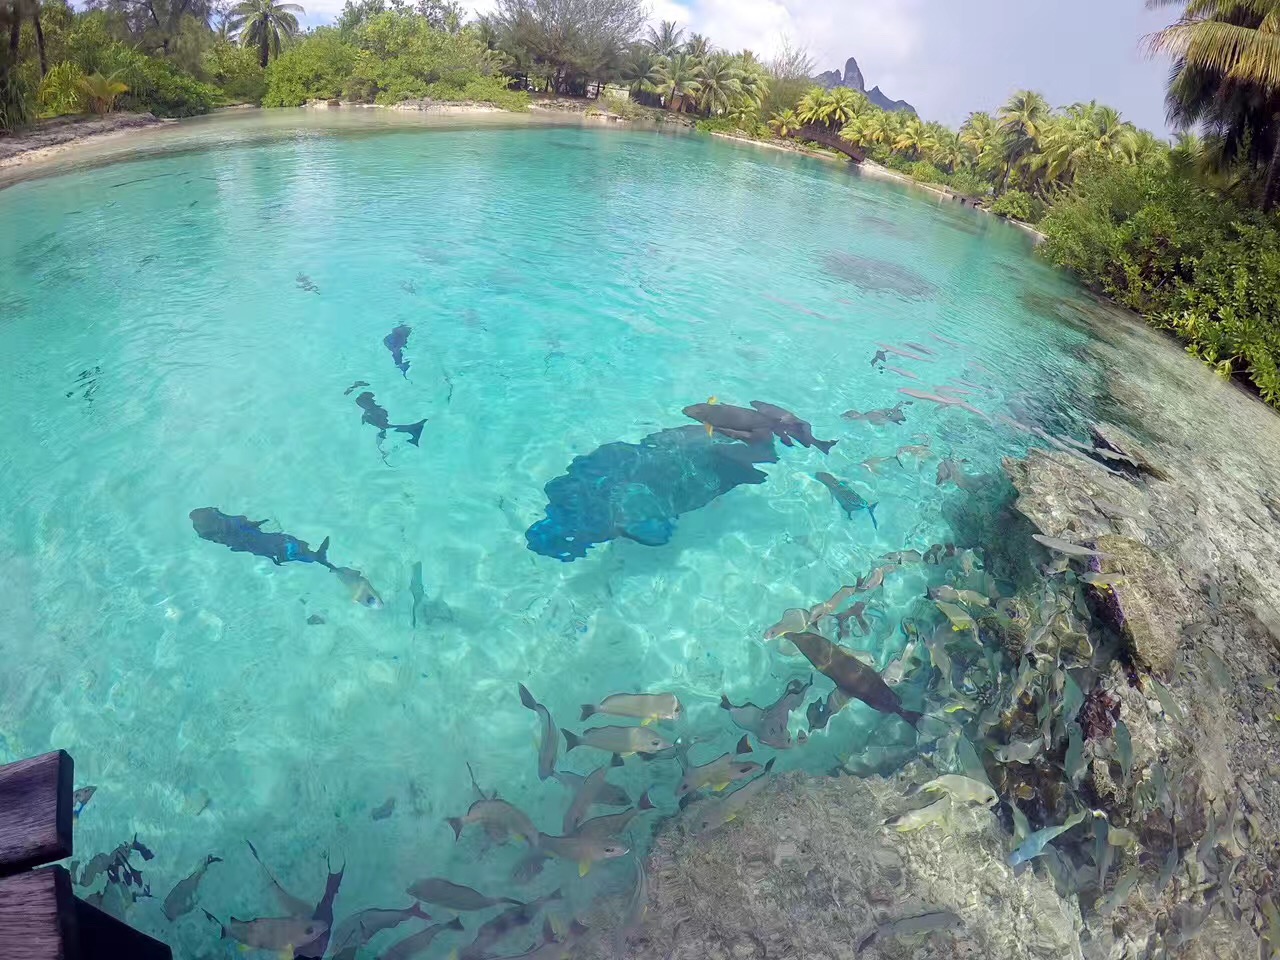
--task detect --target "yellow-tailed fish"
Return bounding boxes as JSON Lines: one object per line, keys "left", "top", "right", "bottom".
{"left": 883, "top": 795, "right": 952, "bottom": 832}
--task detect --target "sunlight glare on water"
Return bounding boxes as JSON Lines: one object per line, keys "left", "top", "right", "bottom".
{"left": 0, "top": 114, "right": 1127, "bottom": 957}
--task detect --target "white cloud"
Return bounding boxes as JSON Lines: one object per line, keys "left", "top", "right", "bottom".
{"left": 673, "top": 0, "right": 921, "bottom": 77}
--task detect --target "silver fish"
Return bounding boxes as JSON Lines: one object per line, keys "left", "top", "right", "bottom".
{"left": 614, "top": 855, "right": 650, "bottom": 955}
{"left": 535, "top": 832, "right": 628, "bottom": 876}
{"left": 575, "top": 791, "right": 655, "bottom": 840}
{"left": 1031, "top": 534, "right": 1111, "bottom": 558}
{"left": 447, "top": 797, "right": 537, "bottom": 845}
{"left": 518, "top": 684, "right": 558, "bottom": 780}
{"left": 562, "top": 725, "right": 671, "bottom": 756}
{"left": 764, "top": 607, "right": 813, "bottom": 639}
{"left": 579, "top": 692, "right": 682, "bottom": 722}
{"left": 720, "top": 677, "right": 809, "bottom": 748}
{"left": 992, "top": 738, "right": 1042, "bottom": 764}
{"left": 882, "top": 549, "right": 923, "bottom": 563}
{"left": 245, "top": 840, "right": 313, "bottom": 917}
{"left": 675, "top": 737, "right": 759, "bottom": 797}
{"left": 562, "top": 757, "right": 622, "bottom": 832}
{"left": 553, "top": 770, "right": 630, "bottom": 808}
{"left": 328, "top": 903, "right": 433, "bottom": 956}
{"left": 381, "top": 917, "right": 465, "bottom": 960}
{"left": 206, "top": 913, "right": 328, "bottom": 952}
{"left": 163, "top": 855, "right": 221, "bottom": 921}
{"left": 856, "top": 910, "right": 963, "bottom": 954}
{"left": 692, "top": 759, "right": 776, "bottom": 836}
{"left": 405, "top": 877, "right": 521, "bottom": 911}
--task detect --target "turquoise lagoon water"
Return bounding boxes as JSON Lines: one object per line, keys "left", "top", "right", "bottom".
{"left": 1, "top": 113, "right": 1127, "bottom": 956}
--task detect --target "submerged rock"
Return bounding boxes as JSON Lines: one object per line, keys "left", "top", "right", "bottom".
{"left": 585, "top": 770, "right": 1085, "bottom": 960}
{"left": 1091, "top": 534, "right": 1186, "bottom": 678}
{"left": 1088, "top": 422, "right": 1171, "bottom": 481}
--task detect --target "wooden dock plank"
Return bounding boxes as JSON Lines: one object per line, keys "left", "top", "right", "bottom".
{"left": 0, "top": 866, "right": 77, "bottom": 960}
{"left": 0, "top": 751, "right": 73, "bottom": 876}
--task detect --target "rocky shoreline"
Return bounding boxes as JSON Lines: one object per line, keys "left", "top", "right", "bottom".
{"left": 0, "top": 112, "right": 165, "bottom": 169}
{"left": 574, "top": 305, "right": 1280, "bottom": 959}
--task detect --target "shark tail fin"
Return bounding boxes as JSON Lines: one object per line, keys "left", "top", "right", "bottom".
{"left": 316, "top": 537, "right": 331, "bottom": 566}
{"left": 900, "top": 707, "right": 924, "bottom": 729}
{"left": 403, "top": 419, "right": 427, "bottom": 447}
{"left": 867, "top": 503, "right": 879, "bottom": 530}
{"left": 518, "top": 683, "right": 537, "bottom": 711}
{"left": 446, "top": 817, "right": 464, "bottom": 841}
{"left": 814, "top": 438, "right": 838, "bottom": 455}
{"left": 202, "top": 909, "right": 225, "bottom": 938}
{"left": 719, "top": 694, "right": 732, "bottom": 711}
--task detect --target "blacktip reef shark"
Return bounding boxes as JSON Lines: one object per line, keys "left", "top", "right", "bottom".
{"left": 189, "top": 508, "right": 383, "bottom": 608}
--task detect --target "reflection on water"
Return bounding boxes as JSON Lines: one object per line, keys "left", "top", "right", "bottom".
{"left": 1, "top": 115, "right": 1274, "bottom": 958}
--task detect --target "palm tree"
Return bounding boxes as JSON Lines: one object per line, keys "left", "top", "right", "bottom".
{"left": 769, "top": 108, "right": 800, "bottom": 137}
{"left": 696, "top": 53, "right": 742, "bottom": 116}
{"left": 839, "top": 115, "right": 869, "bottom": 148}
{"left": 619, "top": 45, "right": 660, "bottom": 105}
{"left": 1146, "top": 0, "right": 1280, "bottom": 207}
{"left": 794, "top": 87, "right": 826, "bottom": 126}
{"left": 959, "top": 110, "right": 1000, "bottom": 163}
{"left": 684, "top": 32, "right": 710, "bottom": 60}
{"left": 927, "top": 129, "right": 966, "bottom": 172}
{"left": 861, "top": 109, "right": 898, "bottom": 147}
{"left": 645, "top": 19, "right": 684, "bottom": 57}
{"left": 735, "top": 57, "right": 769, "bottom": 109}
{"left": 653, "top": 52, "right": 701, "bottom": 112}
{"left": 997, "top": 89, "right": 1049, "bottom": 191}
{"left": 7, "top": 0, "right": 48, "bottom": 77}
{"left": 78, "top": 71, "right": 128, "bottom": 114}
{"left": 230, "top": 0, "right": 304, "bottom": 68}
{"left": 892, "top": 115, "right": 927, "bottom": 158}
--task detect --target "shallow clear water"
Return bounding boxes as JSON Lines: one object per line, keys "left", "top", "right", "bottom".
{"left": 1, "top": 114, "right": 1130, "bottom": 956}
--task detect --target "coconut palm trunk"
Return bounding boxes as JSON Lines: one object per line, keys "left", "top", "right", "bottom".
{"left": 1264, "top": 132, "right": 1280, "bottom": 211}
{"left": 32, "top": 7, "right": 45, "bottom": 76}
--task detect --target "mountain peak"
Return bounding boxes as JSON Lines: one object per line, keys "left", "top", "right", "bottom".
{"left": 811, "top": 56, "right": 916, "bottom": 115}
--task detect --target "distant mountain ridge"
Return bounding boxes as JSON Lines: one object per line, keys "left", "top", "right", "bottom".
{"left": 812, "top": 55, "right": 916, "bottom": 115}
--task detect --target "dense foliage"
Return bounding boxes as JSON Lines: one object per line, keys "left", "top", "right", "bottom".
{"left": 1041, "top": 158, "right": 1280, "bottom": 403}
{"left": 263, "top": 11, "right": 524, "bottom": 107}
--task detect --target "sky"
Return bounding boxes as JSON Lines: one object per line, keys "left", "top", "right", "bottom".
{"left": 299, "top": 0, "right": 1179, "bottom": 134}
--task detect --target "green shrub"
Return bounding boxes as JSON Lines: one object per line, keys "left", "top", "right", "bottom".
{"left": 0, "top": 66, "right": 35, "bottom": 131}
{"left": 907, "top": 159, "right": 947, "bottom": 184}
{"left": 37, "top": 61, "right": 86, "bottom": 116}
{"left": 264, "top": 31, "right": 357, "bottom": 106}
{"left": 203, "top": 41, "right": 266, "bottom": 105}
{"left": 882, "top": 152, "right": 912, "bottom": 173}
{"left": 1040, "top": 160, "right": 1280, "bottom": 405}
{"left": 592, "top": 93, "right": 639, "bottom": 120}
{"left": 991, "top": 189, "right": 1043, "bottom": 223}
{"left": 945, "top": 169, "right": 989, "bottom": 199}
{"left": 117, "top": 55, "right": 218, "bottom": 117}
{"left": 345, "top": 10, "right": 507, "bottom": 105}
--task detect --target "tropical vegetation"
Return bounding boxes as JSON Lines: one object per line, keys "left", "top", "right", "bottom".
{"left": 2, "top": 0, "right": 1280, "bottom": 406}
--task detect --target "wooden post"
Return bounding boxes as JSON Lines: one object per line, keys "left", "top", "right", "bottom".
{"left": 0, "top": 751, "right": 73, "bottom": 878}
{"left": 0, "top": 752, "right": 172, "bottom": 960}
{"left": 0, "top": 866, "right": 76, "bottom": 960}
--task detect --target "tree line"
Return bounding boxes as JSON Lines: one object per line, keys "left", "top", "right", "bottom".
{"left": 1, "top": 0, "right": 1279, "bottom": 407}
